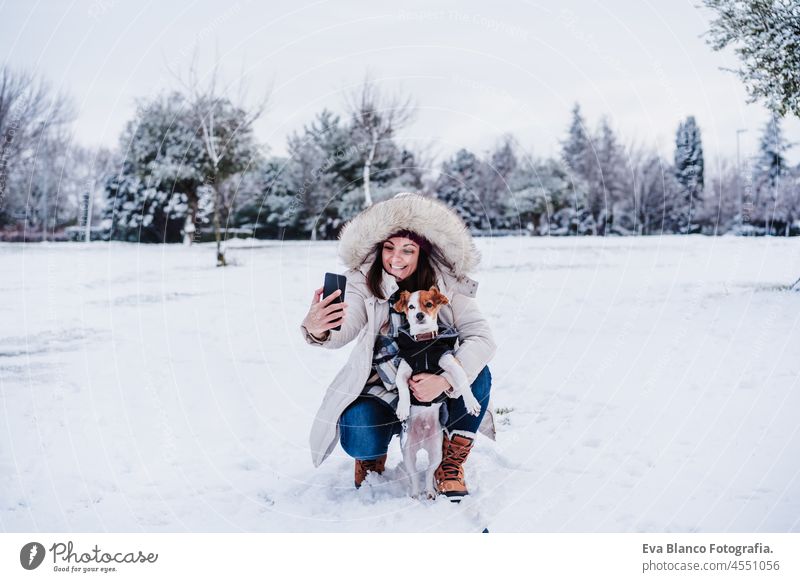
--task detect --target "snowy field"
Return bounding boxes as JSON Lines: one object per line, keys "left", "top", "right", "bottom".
{"left": 1, "top": 235, "right": 799, "bottom": 533}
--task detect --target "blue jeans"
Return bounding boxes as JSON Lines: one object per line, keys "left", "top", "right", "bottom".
{"left": 338, "top": 366, "right": 492, "bottom": 461}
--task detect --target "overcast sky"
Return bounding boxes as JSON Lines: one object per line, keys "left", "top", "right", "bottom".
{"left": 3, "top": 0, "right": 798, "bottom": 166}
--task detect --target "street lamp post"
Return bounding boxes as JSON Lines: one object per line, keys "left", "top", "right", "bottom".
{"left": 736, "top": 128, "right": 748, "bottom": 227}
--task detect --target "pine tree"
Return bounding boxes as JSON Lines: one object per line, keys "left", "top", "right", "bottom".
{"left": 592, "top": 118, "right": 627, "bottom": 234}
{"left": 103, "top": 93, "right": 205, "bottom": 243}
{"left": 286, "top": 109, "right": 358, "bottom": 240}
{"left": 752, "top": 115, "right": 792, "bottom": 234}
{"left": 673, "top": 116, "right": 704, "bottom": 233}
{"left": 506, "top": 155, "right": 571, "bottom": 235}
{"left": 560, "top": 103, "right": 596, "bottom": 234}
{"left": 434, "top": 149, "right": 487, "bottom": 231}
{"left": 485, "top": 136, "right": 518, "bottom": 230}
{"left": 754, "top": 116, "right": 788, "bottom": 192}
{"left": 230, "top": 157, "right": 300, "bottom": 239}
{"left": 561, "top": 103, "right": 592, "bottom": 181}
{"left": 103, "top": 168, "right": 186, "bottom": 243}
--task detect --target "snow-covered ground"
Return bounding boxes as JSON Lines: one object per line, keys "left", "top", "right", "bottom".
{"left": 1, "top": 235, "right": 799, "bottom": 532}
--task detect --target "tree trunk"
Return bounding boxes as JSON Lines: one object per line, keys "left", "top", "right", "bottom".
{"left": 212, "top": 185, "right": 226, "bottom": 266}
{"left": 183, "top": 193, "right": 198, "bottom": 245}
{"left": 362, "top": 160, "right": 372, "bottom": 208}
{"left": 362, "top": 129, "right": 378, "bottom": 208}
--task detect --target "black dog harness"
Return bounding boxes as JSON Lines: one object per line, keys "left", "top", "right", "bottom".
{"left": 396, "top": 325, "right": 459, "bottom": 406}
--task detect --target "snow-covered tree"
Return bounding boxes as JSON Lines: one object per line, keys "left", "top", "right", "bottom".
{"left": 347, "top": 76, "right": 414, "bottom": 208}
{"left": 558, "top": 103, "right": 598, "bottom": 234}
{"left": 700, "top": 158, "right": 744, "bottom": 235}
{"left": 434, "top": 148, "right": 488, "bottom": 231}
{"left": 673, "top": 116, "right": 705, "bottom": 233}
{"left": 703, "top": 0, "right": 800, "bottom": 118}
{"left": 105, "top": 90, "right": 260, "bottom": 247}
{"left": 592, "top": 118, "right": 628, "bottom": 234}
{"left": 484, "top": 135, "right": 519, "bottom": 230}
{"left": 230, "top": 156, "right": 300, "bottom": 239}
{"left": 753, "top": 116, "right": 789, "bottom": 193}
{"left": 175, "top": 61, "right": 267, "bottom": 265}
{"left": 286, "top": 109, "right": 360, "bottom": 240}
{"left": 505, "top": 155, "right": 572, "bottom": 235}
{"left": 103, "top": 171, "right": 185, "bottom": 242}
{"left": 104, "top": 93, "right": 206, "bottom": 243}
{"left": 390, "top": 147, "right": 425, "bottom": 192}
{"left": 632, "top": 154, "right": 679, "bottom": 235}
{"left": 561, "top": 103, "right": 593, "bottom": 183}
{"left": 752, "top": 115, "right": 795, "bottom": 235}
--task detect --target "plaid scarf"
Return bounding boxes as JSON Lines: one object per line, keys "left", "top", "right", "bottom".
{"left": 361, "top": 290, "right": 405, "bottom": 410}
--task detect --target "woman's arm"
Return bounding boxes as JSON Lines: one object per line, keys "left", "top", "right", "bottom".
{"left": 448, "top": 293, "right": 497, "bottom": 383}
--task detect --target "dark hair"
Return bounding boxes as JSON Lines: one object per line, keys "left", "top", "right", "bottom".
{"left": 366, "top": 241, "right": 443, "bottom": 300}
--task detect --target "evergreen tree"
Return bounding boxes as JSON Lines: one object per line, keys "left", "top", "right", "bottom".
{"left": 673, "top": 116, "right": 704, "bottom": 233}
{"left": 506, "top": 155, "right": 571, "bottom": 235}
{"left": 592, "top": 118, "right": 627, "bottom": 234}
{"left": 753, "top": 115, "right": 789, "bottom": 192}
{"left": 752, "top": 115, "right": 793, "bottom": 234}
{"left": 103, "top": 92, "right": 259, "bottom": 244}
{"left": 103, "top": 168, "right": 187, "bottom": 243}
{"left": 434, "top": 148, "right": 487, "bottom": 231}
{"left": 561, "top": 103, "right": 593, "bottom": 181}
{"left": 103, "top": 93, "right": 206, "bottom": 243}
{"left": 485, "top": 136, "right": 518, "bottom": 230}
{"left": 392, "top": 148, "right": 424, "bottom": 191}
{"left": 286, "top": 109, "right": 359, "bottom": 239}
{"left": 230, "top": 156, "right": 300, "bottom": 239}
{"left": 560, "top": 103, "right": 596, "bottom": 233}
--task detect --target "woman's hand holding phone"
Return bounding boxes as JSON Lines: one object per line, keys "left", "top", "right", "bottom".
{"left": 302, "top": 287, "right": 348, "bottom": 339}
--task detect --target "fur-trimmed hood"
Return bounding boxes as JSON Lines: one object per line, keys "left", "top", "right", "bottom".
{"left": 337, "top": 193, "right": 481, "bottom": 278}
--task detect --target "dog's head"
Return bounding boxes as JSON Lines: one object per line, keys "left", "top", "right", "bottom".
{"left": 393, "top": 286, "right": 449, "bottom": 328}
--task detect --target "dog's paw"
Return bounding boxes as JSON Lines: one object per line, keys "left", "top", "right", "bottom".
{"left": 466, "top": 402, "right": 482, "bottom": 416}
{"left": 396, "top": 404, "right": 410, "bottom": 421}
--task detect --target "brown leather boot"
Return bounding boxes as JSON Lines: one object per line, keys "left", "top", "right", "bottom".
{"left": 434, "top": 432, "right": 475, "bottom": 502}
{"left": 354, "top": 454, "right": 387, "bottom": 488}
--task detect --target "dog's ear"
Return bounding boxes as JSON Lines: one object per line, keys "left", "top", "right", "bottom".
{"left": 429, "top": 286, "right": 449, "bottom": 306}
{"left": 393, "top": 290, "right": 411, "bottom": 313}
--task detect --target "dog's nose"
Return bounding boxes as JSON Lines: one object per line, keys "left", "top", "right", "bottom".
{"left": 416, "top": 312, "right": 425, "bottom": 321}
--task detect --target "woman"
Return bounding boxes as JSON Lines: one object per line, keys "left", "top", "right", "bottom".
{"left": 300, "top": 193, "right": 497, "bottom": 500}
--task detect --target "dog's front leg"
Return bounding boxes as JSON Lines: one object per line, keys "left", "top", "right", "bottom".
{"left": 439, "top": 354, "right": 481, "bottom": 416}
{"left": 395, "top": 360, "right": 413, "bottom": 421}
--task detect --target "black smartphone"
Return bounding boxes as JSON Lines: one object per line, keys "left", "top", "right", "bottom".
{"left": 323, "top": 272, "right": 347, "bottom": 331}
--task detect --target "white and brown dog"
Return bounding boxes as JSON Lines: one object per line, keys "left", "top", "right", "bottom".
{"left": 392, "top": 286, "right": 481, "bottom": 498}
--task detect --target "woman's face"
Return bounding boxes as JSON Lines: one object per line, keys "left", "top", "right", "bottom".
{"left": 382, "top": 236, "right": 419, "bottom": 281}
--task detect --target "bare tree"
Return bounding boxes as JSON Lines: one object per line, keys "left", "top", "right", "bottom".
{"left": 169, "top": 54, "right": 269, "bottom": 265}
{"left": 0, "top": 65, "right": 74, "bottom": 232}
{"left": 347, "top": 75, "right": 414, "bottom": 208}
